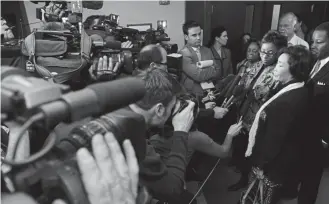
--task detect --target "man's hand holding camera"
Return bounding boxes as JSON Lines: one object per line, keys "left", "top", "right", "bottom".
{"left": 89, "top": 55, "right": 123, "bottom": 81}
{"left": 172, "top": 100, "right": 195, "bottom": 133}
{"left": 53, "top": 133, "right": 139, "bottom": 204}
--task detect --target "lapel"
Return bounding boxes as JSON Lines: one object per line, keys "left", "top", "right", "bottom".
{"left": 221, "top": 47, "right": 227, "bottom": 60}
{"left": 199, "top": 46, "right": 208, "bottom": 61}
{"left": 211, "top": 46, "right": 221, "bottom": 61}
{"left": 312, "top": 61, "right": 329, "bottom": 82}
{"left": 186, "top": 45, "right": 200, "bottom": 62}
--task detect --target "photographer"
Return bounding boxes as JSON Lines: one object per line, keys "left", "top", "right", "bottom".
{"left": 127, "top": 69, "right": 194, "bottom": 202}
{"left": 55, "top": 68, "right": 194, "bottom": 202}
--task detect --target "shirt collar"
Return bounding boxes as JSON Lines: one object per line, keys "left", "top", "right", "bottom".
{"left": 319, "top": 56, "right": 329, "bottom": 67}
{"left": 288, "top": 34, "right": 298, "bottom": 44}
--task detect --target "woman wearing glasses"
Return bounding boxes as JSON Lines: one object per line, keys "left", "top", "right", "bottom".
{"left": 228, "top": 30, "right": 288, "bottom": 191}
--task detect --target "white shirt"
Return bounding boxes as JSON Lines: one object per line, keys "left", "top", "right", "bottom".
{"left": 288, "top": 34, "right": 309, "bottom": 50}
{"left": 310, "top": 56, "right": 329, "bottom": 78}
{"left": 191, "top": 46, "right": 201, "bottom": 61}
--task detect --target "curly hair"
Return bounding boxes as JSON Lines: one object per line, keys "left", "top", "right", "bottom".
{"left": 261, "top": 30, "right": 288, "bottom": 50}
{"left": 246, "top": 38, "right": 261, "bottom": 49}
{"left": 278, "top": 45, "right": 312, "bottom": 82}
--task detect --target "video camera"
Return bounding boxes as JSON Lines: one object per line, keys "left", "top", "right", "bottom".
{"left": 85, "top": 14, "right": 178, "bottom": 54}
{"left": 1, "top": 67, "right": 146, "bottom": 204}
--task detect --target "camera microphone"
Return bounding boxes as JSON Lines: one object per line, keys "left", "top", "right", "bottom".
{"left": 90, "top": 34, "right": 121, "bottom": 49}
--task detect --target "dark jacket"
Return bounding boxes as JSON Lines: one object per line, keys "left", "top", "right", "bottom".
{"left": 210, "top": 46, "right": 234, "bottom": 77}
{"left": 303, "top": 60, "right": 329, "bottom": 165}
{"left": 306, "top": 60, "right": 329, "bottom": 145}
{"left": 250, "top": 84, "right": 310, "bottom": 184}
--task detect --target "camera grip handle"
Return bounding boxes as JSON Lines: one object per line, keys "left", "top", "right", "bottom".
{"left": 42, "top": 159, "right": 90, "bottom": 204}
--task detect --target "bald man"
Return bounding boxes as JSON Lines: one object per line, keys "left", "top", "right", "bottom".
{"left": 136, "top": 44, "right": 168, "bottom": 73}
{"left": 278, "top": 12, "right": 309, "bottom": 49}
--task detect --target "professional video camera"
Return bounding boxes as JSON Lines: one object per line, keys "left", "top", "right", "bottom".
{"left": 85, "top": 14, "right": 178, "bottom": 54}
{"left": 1, "top": 67, "right": 146, "bottom": 204}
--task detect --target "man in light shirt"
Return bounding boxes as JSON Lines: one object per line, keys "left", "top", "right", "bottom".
{"left": 278, "top": 12, "right": 309, "bottom": 50}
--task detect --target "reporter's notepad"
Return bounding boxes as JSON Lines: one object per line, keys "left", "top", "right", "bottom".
{"left": 200, "top": 82, "right": 215, "bottom": 90}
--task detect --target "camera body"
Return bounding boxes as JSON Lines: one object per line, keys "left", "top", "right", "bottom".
{"left": 86, "top": 15, "right": 178, "bottom": 54}
{"left": 175, "top": 93, "right": 199, "bottom": 119}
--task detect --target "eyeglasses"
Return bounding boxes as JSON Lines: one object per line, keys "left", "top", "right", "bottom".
{"left": 259, "top": 50, "right": 276, "bottom": 56}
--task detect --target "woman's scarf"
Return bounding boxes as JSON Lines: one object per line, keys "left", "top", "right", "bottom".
{"left": 245, "top": 81, "right": 305, "bottom": 157}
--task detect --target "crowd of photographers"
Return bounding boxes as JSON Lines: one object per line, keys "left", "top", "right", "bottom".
{"left": 1, "top": 2, "right": 329, "bottom": 204}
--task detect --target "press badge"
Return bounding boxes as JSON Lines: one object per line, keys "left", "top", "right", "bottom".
{"left": 200, "top": 82, "right": 215, "bottom": 90}
{"left": 26, "top": 60, "right": 35, "bottom": 72}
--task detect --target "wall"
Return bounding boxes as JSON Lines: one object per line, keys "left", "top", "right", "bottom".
{"left": 23, "top": 0, "right": 186, "bottom": 50}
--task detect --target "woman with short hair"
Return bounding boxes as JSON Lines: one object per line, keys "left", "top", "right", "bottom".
{"left": 241, "top": 45, "right": 312, "bottom": 204}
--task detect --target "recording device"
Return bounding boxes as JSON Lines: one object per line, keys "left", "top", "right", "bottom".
{"left": 1, "top": 66, "right": 145, "bottom": 128}
{"left": 34, "top": 1, "right": 103, "bottom": 35}
{"left": 89, "top": 34, "right": 135, "bottom": 76}
{"left": 86, "top": 15, "right": 178, "bottom": 54}
{"left": 1, "top": 67, "right": 146, "bottom": 204}
{"left": 171, "top": 93, "right": 199, "bottom": 122}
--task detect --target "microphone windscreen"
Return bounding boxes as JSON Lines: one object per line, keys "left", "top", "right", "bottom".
{"left": 233, "top": 84, "right": 244, "bottom": 96}
{"left": 90, "top": 34, "right": 103, "bottom": 42}
{"left": 82, "top": 1, "right": 103, "bottom": 10}
{"left": 88, "top": 77, "right": 145, "bottom": 113}
{"left": 103, "top": 37, "right": 122, "bottom": 49}
{"left": 120, "top": 28, "right": 139, "bottom": 34}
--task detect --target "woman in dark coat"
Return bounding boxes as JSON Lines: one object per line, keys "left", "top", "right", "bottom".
{"left": 208, "top": 26, "right": 234, "bottom": 77}
{"left": 241, "top": 45, "right": 312, "bottom": 204}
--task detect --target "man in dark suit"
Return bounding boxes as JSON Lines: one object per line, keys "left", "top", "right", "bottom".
{"left": 297, "top": 21, "right": 329, "bottom": 204}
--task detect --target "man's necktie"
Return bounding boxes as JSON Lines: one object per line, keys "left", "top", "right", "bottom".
{"left": 195, "top": 48, "right": 201, "bottom": 61}
{"left": 310, "top": 61, "right": 321, "bottom": 79}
